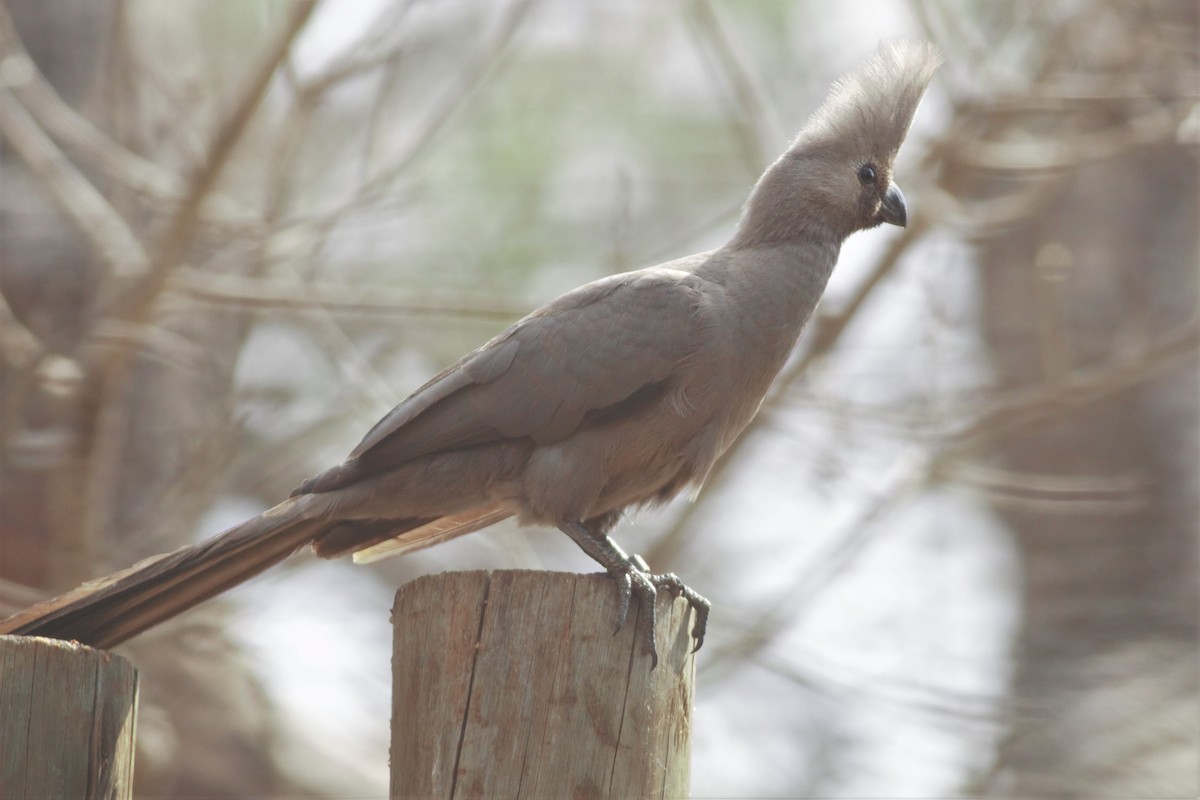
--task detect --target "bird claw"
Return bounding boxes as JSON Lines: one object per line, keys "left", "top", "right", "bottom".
{"left": 648, "top": 571, "right": 710, "bottom": 653}
{"left": 606, "top": 556, "right": 710, "bottom": 668}
{"left": 612, "top": 569, "right": 633, "bottom": 632}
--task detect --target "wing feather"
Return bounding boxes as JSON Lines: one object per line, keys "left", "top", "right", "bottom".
{"left": 343, "top": 265, "right": 712, "bottom": 477}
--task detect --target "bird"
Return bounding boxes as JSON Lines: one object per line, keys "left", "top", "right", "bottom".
{"left": 0, "top": 41, "right": 940, "bottom": 665}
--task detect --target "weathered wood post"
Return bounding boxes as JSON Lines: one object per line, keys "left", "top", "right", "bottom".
{"left": 0, "top": 635, "right": 138, "bottom": 799}
{"left": 390, "top": 570, "right": 695, "bottom": 798}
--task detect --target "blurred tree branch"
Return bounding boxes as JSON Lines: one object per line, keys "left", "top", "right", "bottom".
{"left": 176, "top": 268, "right": 527, "bottom": 321}
{"left": 0, "top": 1, "right": 1193, "bottom": 795}
{"left": 945, "top": 316, "right": 1199, "bottom": 452}
{"left": 699, "top": 313, "right": 1198, "bottom": 682}
{"left": 686, "top": 0, "right": 776, "bottom": 171}
{"left": 0, "top": 4, "right": 255, "bottom": 227}
{"left": 353, "top": 0, "right": 536, "bottom": 198}
{"left": 0, "top": 88, "right": 150, "bottom": 278}
{"left": 110, "top": 0, "right": 317, "bottom": 328}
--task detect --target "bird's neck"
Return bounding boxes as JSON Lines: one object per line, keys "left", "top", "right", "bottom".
{"left": 729, "top": 208, "right": 841, "bottom": 250}
{"left": 728, "top": 158, "right": 853, "bottom": 249}
{"left": 697, "top": 238, "right": 841, "bottom": 356}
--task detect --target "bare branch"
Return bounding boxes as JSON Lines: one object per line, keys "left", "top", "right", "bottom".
{"left": 0, "top": 3, "right": 256, "bottom": 227}
{"left": 293, "top": 1, "right": 415, "bottom": 99}
{"left": 174, "top": 268, "right": 526, "bottom": 322}
{"left": 952, "top": 463, "right": 1150, "bottom": 511}
{"left": 0, "top": 285, "right": 47, "bottom": 370}
{"left": 686, "top": 0, "right": 777, "bottom": 172}
{"left": 356, "top": 0, "right": 536, "bottom": 198}
{"left": 946, "top": 102, "right": 1191, "bottom": 172}
{"left": 699, "top": 448, "right": 935, "bottom": 684}
{"left": 0, "top": 85, "right": 151, "bottom": 278}
{"left": 81, "top": 1, "right": 320, "bottom": 560}
{"left": 110, "top": 0, "right": 319, "bottom": 327}
{"left": 698, "top": 317, "right": 1198, "bottom": 684}
{"left": 944, "top": 317, "right": 1200, "bottom": 453}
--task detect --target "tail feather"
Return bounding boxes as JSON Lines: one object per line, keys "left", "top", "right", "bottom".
{"left": 351, "top": 506, "right": 513, "bottom": 564}
{"left": 311, "top": 516, "right": 439, "bottom": 560}
{"left": 0, "top": 495, "right": 324, "bottom": 649}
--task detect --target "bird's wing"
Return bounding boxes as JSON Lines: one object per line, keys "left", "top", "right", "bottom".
{"left": 342, "top": 264, "right": 714, "bottom": 477}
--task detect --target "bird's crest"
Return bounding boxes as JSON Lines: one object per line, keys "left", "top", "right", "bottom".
{"left": 799, "top": 40, "right": 941, "bottom": 160}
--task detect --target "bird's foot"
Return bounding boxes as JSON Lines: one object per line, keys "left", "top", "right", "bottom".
{"left": 609, "top": 553, "right": 710, "bottom": 668}
{"left": 557, "top": 521, "right": 709, "bottom": 668}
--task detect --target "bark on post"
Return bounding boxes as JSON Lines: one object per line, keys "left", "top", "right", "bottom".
{"left": 390, "top": 570, "right": 695, "bottom": 799}
{"left": 0, "top": 635, "right": 138, "bottom": 800}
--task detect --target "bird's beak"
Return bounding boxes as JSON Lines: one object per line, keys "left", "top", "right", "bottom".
{"left": 878, "top": 184, "right": 907, "bottom": 227}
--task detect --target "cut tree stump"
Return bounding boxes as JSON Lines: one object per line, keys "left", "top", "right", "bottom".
{"left": 0, "top": 635, "right": 138, "bottom": 800}
{"left": 390, "top": 570, "right": 695, "bottom": 799}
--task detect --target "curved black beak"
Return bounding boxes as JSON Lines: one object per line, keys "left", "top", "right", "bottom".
{"left": 879, "top": 183, "right": 907, "bottom": 228}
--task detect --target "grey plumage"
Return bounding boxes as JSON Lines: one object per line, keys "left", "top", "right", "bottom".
{"left": 1, "top": 41, "right": 940, "bottom": 652}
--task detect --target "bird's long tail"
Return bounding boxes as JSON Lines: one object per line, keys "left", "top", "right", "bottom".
{"left": 0, "top": 494, "right": 327, "bottom": 649}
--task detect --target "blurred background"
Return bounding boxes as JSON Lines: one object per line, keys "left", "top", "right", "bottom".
{"left": 0, "top": 0, "right": 1195, "bottom": 797}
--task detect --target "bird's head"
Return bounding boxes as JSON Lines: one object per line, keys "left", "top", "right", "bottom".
{"left": 734, "top": 41, "right": 940, "bottom": 246}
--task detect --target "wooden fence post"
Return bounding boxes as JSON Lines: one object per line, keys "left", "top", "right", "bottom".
{"left": 390, "top": 570, "right": 695, "bottom": 799}
{"left": 0, "top": 635, "right": 138, "bottom": 800}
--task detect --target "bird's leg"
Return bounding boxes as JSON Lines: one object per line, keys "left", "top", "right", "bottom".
{"left": 557, "top": 521, "right": 653, "bottom": 638}
{"left": 558, "top": 521, "right": 710, "bottom": 668}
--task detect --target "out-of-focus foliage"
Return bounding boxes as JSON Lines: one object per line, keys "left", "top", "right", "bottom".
{"left": 0, "top": 0, "right": 1194, "bottom": 797}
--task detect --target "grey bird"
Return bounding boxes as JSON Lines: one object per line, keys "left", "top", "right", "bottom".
{"left": 1, "top": 41, "right": 940, "bottom": 663}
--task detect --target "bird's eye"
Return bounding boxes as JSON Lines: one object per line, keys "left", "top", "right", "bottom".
{"left": 858, "top": 163, "right": 877, "bottom": 185}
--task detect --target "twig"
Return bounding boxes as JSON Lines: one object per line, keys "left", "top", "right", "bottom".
{"left": 109, "top": 0, "right": 318, "bottom": 327}
{"left": 785, "top": 220, "right": 930, "bottom": 387}
{"left": 0, "top": 3, "right": 255, "bottom": 228}
{"left": 0, "top": 87, "right": 151, "bottom": 278}
{"left": 356, "top": 0, "right": 536, "bottom": 197}
{"left": 946, "top": 102, "right": 1190, "bottom": 172}
{"left": 294, "top": 0, "right": 415, "bottom": 99}
{"left": 685, "top": 0, "right": 777, "bottom": 172}
{"left": 697, "top": 318, "right": 1199, "bottom": 684}
{"left": 942, "top": 317, "right": 1200, "bottom": 454}
{"left": 174, "top": 268, "right": 527, "bottom": 321}
{"left": 82, "top": 2, "right": 319, "bottom": 559}
{"left": 699, "top": 447, "right": 934, "bottom": 684}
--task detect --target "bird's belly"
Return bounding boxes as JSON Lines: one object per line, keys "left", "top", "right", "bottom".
{"left": 515, "top": 404, "right": 726, "bottom": 526}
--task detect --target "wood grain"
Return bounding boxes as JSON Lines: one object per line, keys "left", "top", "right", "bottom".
{"left": 390, "top": 570, "right": 694, "bottom": 799}
{"left": 0, "top": 635, "right": 138, "bottom": 799}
